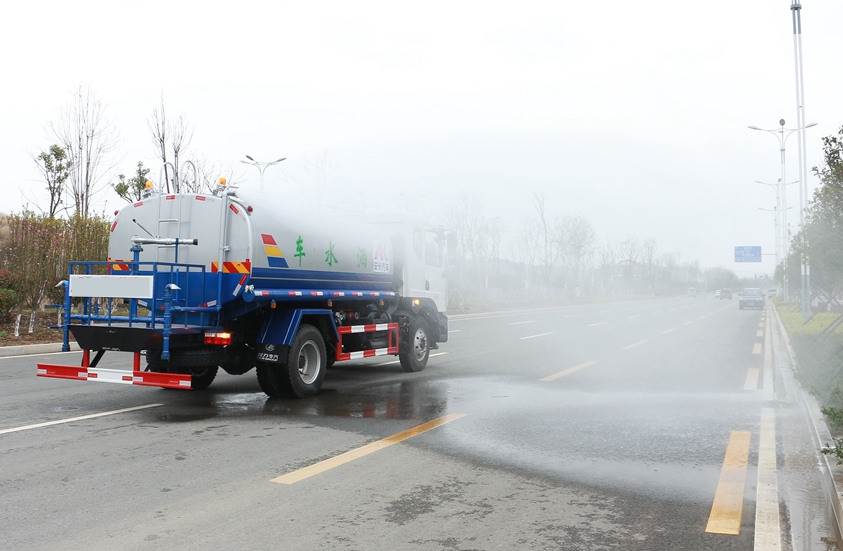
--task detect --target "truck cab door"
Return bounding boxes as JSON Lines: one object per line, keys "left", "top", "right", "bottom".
{"left": 404, "top": 228, "right": 447, "bottom": 312}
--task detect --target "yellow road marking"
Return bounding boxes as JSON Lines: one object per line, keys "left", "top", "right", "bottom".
{"left": 705, "top": 430, "right": 751, "bottom": 535}
{"left": 520, "top": 332, "right": 553, "bottom": 340}
{"left": 754, "top": 408, "right": 781, "bottom": 550}
{"left": 752, "top": 343, "right": 763, "bottom": 355}
{"left": 540, "top": 360, "right": 597, "bottom": 382}
{"left": 622, "top": 339, "right": 648, "bottom": 350}
{"left": 271, "top": 413, "right": 466, "bottom": 484}
{"left": 743, "top": 368, "right": 759, "bottom": 391}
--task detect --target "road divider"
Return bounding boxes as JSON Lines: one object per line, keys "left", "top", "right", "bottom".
{"left": 271, "top": 413, "right": 466, "bottom": 484}
{"left": 705, "top": 430, "right": 751, "bottom": 535}
{"left": 754, "top": 408, "right": 780, "bottom": 550}
{"left": 519, "top": 332, "right": 553, "bottom": 340}
{"left": 0, "top": 403, "right": 163, "bottom": 436}
{"left": 540, "top": 361, "right": 598, "bottom": 382}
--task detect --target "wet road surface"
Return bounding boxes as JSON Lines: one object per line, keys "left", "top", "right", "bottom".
{"left": 0, "top": 297, "right": 838, "bottom": 550}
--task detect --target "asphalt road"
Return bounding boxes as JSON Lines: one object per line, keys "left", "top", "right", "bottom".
{"left": 0, "top": 296, "right": 837, "bottom": 550}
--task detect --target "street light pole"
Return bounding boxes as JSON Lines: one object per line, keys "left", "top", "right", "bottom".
{"left": 240, "top": 155, "right": 287, "bottom": 189}
{"left": 791, "top": 0, "right": 811, "bottom": 317}
{"left": 748, "top": 120, "right": 815, "bottom": 301}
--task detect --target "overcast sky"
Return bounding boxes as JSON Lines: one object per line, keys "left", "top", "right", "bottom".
{"left": 3, "top": 0, "right": 843, "bottom": 275}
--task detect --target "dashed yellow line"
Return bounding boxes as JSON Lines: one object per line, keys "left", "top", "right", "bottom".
{"left": 743, "top": 368, "right": 760, "bottom": 391}
{"left": 705, "top": 430, "right": 751, "bottom": 535}
{"left": 540, "top": 360, "right": 597, "bottom": 382}
{"left": 271, "top": 413, "right": 466, "bottom": 484}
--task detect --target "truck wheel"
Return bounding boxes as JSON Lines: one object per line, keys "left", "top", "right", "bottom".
{"left": 146, "top": 352, "right": 218, "bottom": 390}
{"left": 399, "top": 318, "right": 430, "bottom": 372}
{"left": 264, "top": 324, "right": 327, "bottom": 399}
{"left": 256, "top": 365, "right": 281, "bottom": 397}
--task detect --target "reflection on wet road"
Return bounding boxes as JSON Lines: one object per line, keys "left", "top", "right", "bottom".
{"left": 0, "top": 296, "right": 838, "bottom": 550}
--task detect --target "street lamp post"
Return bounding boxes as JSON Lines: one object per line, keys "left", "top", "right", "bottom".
{"left": 791, "top": 0, "right": 811, "bottom": 317}
{"left": 240, "top": 155, "right": 287, "bottom": 189}
{"left": 748, "top": 120, "right": 815, "bottom": 302}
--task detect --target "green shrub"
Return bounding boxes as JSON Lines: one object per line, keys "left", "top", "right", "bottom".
{"left": 0, "top": 288, "right": 19, "bottom": 322}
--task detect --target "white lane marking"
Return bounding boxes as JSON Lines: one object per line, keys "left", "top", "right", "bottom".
{"left": 376, "top": 352, "right": 448, "bottom": 366}
{"left": 622, "top": 339, "right": 648, "bottom": 350}
{"left": 519, "top": 332, "right": 553, "bottom": 341}
{"left": 752, "top": 343, "right": 763, "bottom": 355}
{"left": 507, "top": 320, "right": 535, "bottom": 326}
{"left": 588, "top": 321, "right": 609, "bottom": 327}
{"left": 448, "top": 330, "right": 462, "bottom": 334}
{"left": 540, "top": 360, "right": 598, "bottom": 382}
{"left": 756, "top": 330, "right": 763, "bottom": 338}
{"left": 0, "top": 350, "right": 78, "bottom": 362}
{"left": 660, "top": 328, "right": 676, "bottom": 335}
{"left": 627, "top": 314, "right": 640, "bottom": 319}
{"left": 0, "top": 403, "right": 163, "bottom": 436}
{"left": 682, "top": 321, "right": 694, "bottom": 326}
{"left": 754, "top": 408, "right": 781, "bottom": 550}
{"left": 743, "top": 368, "right": 760, "bottom": 391}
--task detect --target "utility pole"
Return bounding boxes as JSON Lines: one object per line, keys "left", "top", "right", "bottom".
{"left": 791, "top": 0, "right": 810, "bottom": 317}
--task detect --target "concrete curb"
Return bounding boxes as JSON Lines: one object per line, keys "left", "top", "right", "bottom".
{"left": 771, "top": 303, "right": 843, "bottom": 540}
{"left": 0, "top": 342, "right": 80, "bottom": 357}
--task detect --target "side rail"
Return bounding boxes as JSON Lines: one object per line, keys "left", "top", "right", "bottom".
{"left": 336, "top": 323, "right": 400, "bottom": 361}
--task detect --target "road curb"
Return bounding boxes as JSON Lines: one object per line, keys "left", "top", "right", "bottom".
{"left": 771, "top": 303, "right": 843, "bottom": 540}
{"left": 0, "top": 342, "right": 79, "bottom": 357}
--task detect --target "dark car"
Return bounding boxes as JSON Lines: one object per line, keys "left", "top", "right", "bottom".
{"left": 719, "top": 288, "right": 732, "bottom": 300}
{"left": 738, "top": 288, "right": 764, "bottom": 310}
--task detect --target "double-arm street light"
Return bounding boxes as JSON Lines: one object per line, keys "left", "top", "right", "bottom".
{"left": 748, "top": 119, "right": 815, "bottom": 302}
{"left": 240, "top": 155, "right": 287, "bottom": 188}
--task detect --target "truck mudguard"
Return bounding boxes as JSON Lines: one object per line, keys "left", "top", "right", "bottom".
{"left": 258, "top": 308, "right": 338, "bottom": 347}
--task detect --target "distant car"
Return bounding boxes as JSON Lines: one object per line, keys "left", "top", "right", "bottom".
{"left": 738, "top": 288, "right": 764, "bottom": 310}
{"left": 714, "top": 290, "right": 721, "bottom": 298}
{"left": 720, "top": 289, "right": 732, "bottom": 300}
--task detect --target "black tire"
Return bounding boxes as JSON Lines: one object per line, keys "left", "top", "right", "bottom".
{"left": 256, "top": 365, "right": 281, "bottom": 397}
{"left": 399, "top": 317, "right": 430, "bottom": 373}
{"left": 258, "top": 324, "right": 327, "bottom": 399}
{"left": 146, "top": 350, "right": 219, "bottom": 390}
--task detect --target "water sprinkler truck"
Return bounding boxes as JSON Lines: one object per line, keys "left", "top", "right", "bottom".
{"left": 36, "top": 179, "right": 448, "bottom": 397}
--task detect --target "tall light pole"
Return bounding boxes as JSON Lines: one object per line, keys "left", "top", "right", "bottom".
{"left": 754, "top": 181, "right": 782, "bottom": 268}
{"left": 791, "top": 0, "right": 811, "bottom": 317}
{"left": 240, "top": 155, "right": 287, "bottom": 188}
{"left": 748, "top": 120, "right": 815, "bottom": 301}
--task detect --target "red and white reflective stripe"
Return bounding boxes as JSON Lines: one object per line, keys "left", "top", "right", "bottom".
{"left": 339, "top": 323, "right": 393, "bottom": 334}
{"left": 335, "top": 346, "right": 399, "bottom": 361}
{"left": 37, "top": 364, "right": 192, "bottom": 390}
{"left": 232, "top": 274, "right": 247, "bottom": 296}
{"left": 165, "top": 194, "right": 176, "bottom": 200}
{"left": 203, "top": 300, "right": 218, "bottom": 307}
{"left": 332, "top": 291, "right": 345, "bottom": 297}
{"left": 287, "top": 291, "right": 303, "bottom": 296}
{"left": 310, "top": 291, "right": 324, "bottom": 297}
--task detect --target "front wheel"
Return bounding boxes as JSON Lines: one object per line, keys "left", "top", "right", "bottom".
{"left": 399, "top": 317, "right": 430, "bottom": 373}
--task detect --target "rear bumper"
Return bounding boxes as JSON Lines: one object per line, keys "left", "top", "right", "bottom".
{"left": 36, "top": 363, "right": 192, "bottom": 389}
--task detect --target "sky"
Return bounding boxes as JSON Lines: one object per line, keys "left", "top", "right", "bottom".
{"left": 2, "top": 0, "right": 843, "bottom": 276}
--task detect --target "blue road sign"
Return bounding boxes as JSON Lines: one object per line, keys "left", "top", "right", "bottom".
{"left": 734, "top": 246, "right": 762, "bottom": 263}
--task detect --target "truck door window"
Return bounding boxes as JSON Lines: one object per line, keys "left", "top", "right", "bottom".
{"left": 424, "top": 231, "right": 442, "bottom": 267}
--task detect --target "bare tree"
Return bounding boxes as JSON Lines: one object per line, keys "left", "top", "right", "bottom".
{"left": 532, "top": 193, "right": 555, "bottom": 283}
{"left": 149, "top": 97, "right": 193, "bottom": 193}
{"left": 52, "top": 87, "right": 115, "bottom": 218}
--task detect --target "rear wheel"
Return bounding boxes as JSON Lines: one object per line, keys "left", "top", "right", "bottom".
{"left": 257, "top": 324, "right": 327, "bottom": 398}
{"left": 146, "top": 350, "right": 219, "bottom": 390}
{"left": 399, "top": 317, "right": 430, "bottom": 372}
